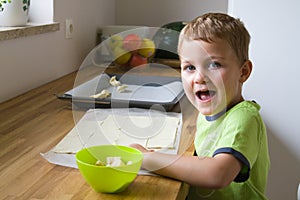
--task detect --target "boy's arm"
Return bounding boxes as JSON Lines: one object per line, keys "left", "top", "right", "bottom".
{"left": 131, "top": 143, "right": 242, "bottom": 189}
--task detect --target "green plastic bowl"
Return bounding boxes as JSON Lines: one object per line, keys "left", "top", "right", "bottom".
{"left": 76, "top": 145, "right": 143, "bottom": 193}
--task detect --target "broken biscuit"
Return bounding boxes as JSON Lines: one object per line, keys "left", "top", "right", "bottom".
{"left": 117, "top": 85, "right": 128, "bottom": 93}
{"left": 95, "top": 160, "right": 105, "bottom": 166}
{"left": 109, "top": 76, "right": 121, "bottom": 87}
{"left": 90, "top": 89, "right": 110, "bottom": 98}
{"left": 95, "top": 157, "right": 133, "bottom": 167}
{"left": 106, "top": 157, "right": 125, "bottom": 167}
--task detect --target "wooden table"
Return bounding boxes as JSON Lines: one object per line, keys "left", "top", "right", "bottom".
{"left": 0, "top": 64, "right": 197, "bottom": 200}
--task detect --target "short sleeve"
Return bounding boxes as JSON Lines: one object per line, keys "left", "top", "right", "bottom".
{"left": 213, "top": 104, "right": 262, "bottom": 182}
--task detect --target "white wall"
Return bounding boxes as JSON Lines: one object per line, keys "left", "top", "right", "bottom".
{"left": 228, "top": 0, "right": 300, "bottom": 199}
{"left": 115, "top": 0, "right": 228, "bottom": 27}
{"left": 29, "top": 0, "right": 53, "bottom": 23}
{"left": 0, "top": 0, "right": 227, "bottom": 103}
{"left": 0, "top": 0, "right": 115, "bottom": 103}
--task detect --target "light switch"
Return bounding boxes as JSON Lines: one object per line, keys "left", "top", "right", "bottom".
{"left": 65, "top": 19, "right": 73, "bottom": 39}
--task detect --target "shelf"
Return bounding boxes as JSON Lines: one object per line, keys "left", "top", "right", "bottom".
{"left": 0, "top": 22, "right": 59, "bottom": 41}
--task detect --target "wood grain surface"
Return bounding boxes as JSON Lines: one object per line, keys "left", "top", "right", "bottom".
{"left": 0, "top": 65, "right": 197, "bottom": 200}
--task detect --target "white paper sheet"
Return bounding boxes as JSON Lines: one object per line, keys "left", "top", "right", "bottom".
{"left": 41, "top": 108, "right": 182, "bottom": 175}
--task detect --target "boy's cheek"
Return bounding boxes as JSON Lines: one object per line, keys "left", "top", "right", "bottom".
{"left": 182, "top": 81, "right": 193, "bottom": 96}
{"left": 181, "top": 75, "right": 193, "bottom": 87}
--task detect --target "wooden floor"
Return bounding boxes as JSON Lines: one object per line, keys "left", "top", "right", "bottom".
{"left": 0, "top": 66, "right": 197, "bottom": 200}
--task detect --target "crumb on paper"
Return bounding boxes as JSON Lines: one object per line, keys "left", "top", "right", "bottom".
{"left": 109, "top": 76, "right": 121, "bottom": 87}
{"left": 90, "top": 89, "right": 110, "bottom": 98}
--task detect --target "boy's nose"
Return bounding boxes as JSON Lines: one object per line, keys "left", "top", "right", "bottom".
{"left": 193, "top": 69, "right": 207, "bottom": 84}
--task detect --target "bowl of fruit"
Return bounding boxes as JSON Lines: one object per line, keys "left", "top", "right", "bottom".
{"left": 76, "top": 145, "right": 143, "bottom": 193}
{"left": 108, "top": 33, "right": 156, "bottom": 69}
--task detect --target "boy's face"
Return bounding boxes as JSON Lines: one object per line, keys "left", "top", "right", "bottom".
{"left": 179, "top": 38, "right": 245, "bottom": 116}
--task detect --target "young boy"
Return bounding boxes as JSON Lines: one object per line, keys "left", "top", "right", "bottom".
{"left": 131, "top": 13, "right": 270, "bottom": 199}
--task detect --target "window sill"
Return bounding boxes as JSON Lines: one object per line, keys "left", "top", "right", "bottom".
{"left": 0, "top": 22, "right": 60, "bottom": 41}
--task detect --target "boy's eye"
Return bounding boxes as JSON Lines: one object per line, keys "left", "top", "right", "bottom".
{"left": 185, "top": 65, "right": 196, "bottom": 71}
{"left": 208, "top": 62, "right": 221, "bottom": 69}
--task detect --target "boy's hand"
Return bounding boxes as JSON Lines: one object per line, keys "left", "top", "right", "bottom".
{"left": 130, "top": 143, "right": 154, "bottom": 153}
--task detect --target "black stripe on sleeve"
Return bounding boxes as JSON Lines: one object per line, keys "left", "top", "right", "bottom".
{"left": 213, "top": 147, "right": 250, "bottom": 182}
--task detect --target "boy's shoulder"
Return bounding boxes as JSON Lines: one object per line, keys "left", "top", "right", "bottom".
{"left": 230, "top": 100, "right": 261, "bottom": 113}
{"left": 226, "top": 100, "right": 262, "bottom": 123}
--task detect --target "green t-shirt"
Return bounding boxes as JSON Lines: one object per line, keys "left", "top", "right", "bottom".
{"left": 187, "top": 101, "right": 270, "bottom": 200}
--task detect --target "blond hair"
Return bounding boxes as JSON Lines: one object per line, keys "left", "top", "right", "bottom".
{"left": 178, "top": 13, "right": 250, "bottom": 64}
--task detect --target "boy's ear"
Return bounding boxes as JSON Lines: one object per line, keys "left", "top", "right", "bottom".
{"left": 240, "top": 60, "right": 252, "bottom": 83}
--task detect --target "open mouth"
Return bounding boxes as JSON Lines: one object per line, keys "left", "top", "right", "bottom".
{"left": 196, "top": 90, "right": 216, "bottom": 102}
